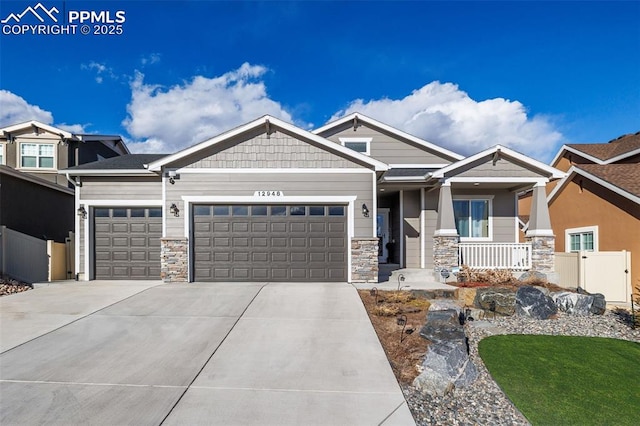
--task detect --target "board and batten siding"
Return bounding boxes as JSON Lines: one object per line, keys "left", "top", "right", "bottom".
{"left": 446, "top": 157, "right": 542, "bottom": 179}
{"left": 165, "top": 172, "right": 374, "bottom": 239}
{"left": 423, "top": 192, "right": 439, "bottom": 269}
{"left": 186, "top": 133, "right": 360, "bottom": 169}
{"left": 320, "top": 123, "right": 455, "bottom": 165}
{"left": 403, "top": 190, "right": 422, "bottom": 268}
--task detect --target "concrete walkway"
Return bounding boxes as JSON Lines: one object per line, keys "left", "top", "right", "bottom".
{"left": 0, "top": 281, "right": 415, "bottom": 425}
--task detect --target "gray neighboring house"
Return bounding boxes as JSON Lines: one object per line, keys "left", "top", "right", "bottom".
{"left": 63, "top": 114, "right": 564, "bottom": 283}
{"left": 0, "top": 120, "right": 129, "bottom": 243}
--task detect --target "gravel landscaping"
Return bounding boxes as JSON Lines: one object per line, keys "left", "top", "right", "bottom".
{"left": 0, "top": 276, "right": 32, "bottom": 297}
{"left": 404, "top": 309, "right": 640, "bottom": 425}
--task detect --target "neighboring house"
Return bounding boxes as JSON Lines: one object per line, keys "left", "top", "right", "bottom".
{"left": 63, "top": 113, "right": 564, "bottom": 282}
{"left": 520, "top": 132, "right": 640, "bottom": 296}
{"left": 0, "top": 120, "right": 129, "bottom": 188}
{"left": 0, "top": 120, "right": 129, "bottom": 242}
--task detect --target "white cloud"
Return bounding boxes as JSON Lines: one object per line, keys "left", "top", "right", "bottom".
{"left": 81, "top": 61, "right": 117, "bottom": 84}
{"left": 331, "top": 82, "right": 564, "bottom": 161}
{"left": 141, "top": 53, "right": 161, "bottom": 66}
{"left": 57, "top": 123, "right": 87, "bottom": 133}
{"left": 0, "top": 90, "right": 53, "bottom": 126}
{"left": 124, "top": 63, "right": 295, "bottom": 153}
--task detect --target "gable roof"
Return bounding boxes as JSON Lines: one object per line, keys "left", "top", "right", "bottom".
{"left": 548, "top": 164, "right": 640, "bottom": 205}
{"left": 1, "top": 120, "right": 73, "bottom": 139}
{"left": 551, "top": 131, "right": 640, "bottom": 166}
{"left": 146, "top": 115, "right": 389, "bottom": 172}
{"left": 62, "top": 154, "right": 167, "bottom": 175}
{"left": 313, "top": 112, "right": 464, "bottom": 162}
{"left": 1, "top": 165, "right": 74, "bottom": 195}
{"left": 431, "top": 145, "right": 566, "bottom": 180}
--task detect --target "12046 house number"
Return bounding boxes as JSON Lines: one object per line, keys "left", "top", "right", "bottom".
{"left": 254, "top": 190, "right": 284, "bottom": 197}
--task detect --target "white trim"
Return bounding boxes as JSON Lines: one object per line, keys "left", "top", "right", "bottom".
{"left": 565, "top": 225, "right": 599, "bottom": 252}
{"left": 147, "top": 115, "right": 389, "bottom": 172}
{"left": 176, "top": 168, "right": 373, "bottom": 174}
{"left": 61, "top": 169, "right": 157, "bottom": 176}
{"left": 313, "top": 112, "right": 464, "bottom": 161}
{"left": 432, "top": 145, "right": 565, "bottom": 180}
{"left": 339, "top": 137, "right": 371, "bottom": 156}
{"left": 548, "top": 165, "right": 640, "bottom": 206}
{"left": 17, "top": 141, "right": 57, "bottom": 171}
{"left": 434, "top": 229, "right": 459, "bottom": 236}
{"left": 525, "top": 229, "right": 554, "bottom": 237}
{"left": 181, "top": 195, "right": 356, "bottom": 283}
{"left": 399, "top": 190, "right": 404, "bottom": 268}
{"left": 372, "top": 173, "right": 377, "bottom": 238}
{"left": 446, "top": 177, "right": 549, "bottom": 184}
{"left": 452, "top": 196, "right": 494, "bottom": 242}
{"left": 381, "top": 176, "right": 428, "bottom": 182}
{"left": 162, "top": 175, "right": 167, "bottom": 237}
{"left": 514, "top": 193, "right": 519, "bottom": 241}
{"left": 552, "top": 145, "right": 640, "bottom": 166}
{"left": 75, "top": 182, "right": 81, "bottom": 280}
{"left": 388, "top": 163, "right": 449, "bottom": 168}
{"left": 606, "top": 147, "right": 640, "bottom": 164}
{"left": 80, "top": 199, "right": 163, "bottom": 206}
{"left": 420, "top": 187, "right": 425, "bottom": 269}
{"left": 0, "top": 142, "right": 5, "bottom": 165}
{"left": 0, "top": 120, "right": 73, "bottom": 139}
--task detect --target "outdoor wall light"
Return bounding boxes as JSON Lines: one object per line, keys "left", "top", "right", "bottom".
{"left": 77, "top": 206, "right": 87, "bottom": 219}
{"left": 168, "top": 170, "right": 178, "bottom": 185}
{"left": 170, "top": 203, "right": 180, "bottom": 217}
{"left": 362, "top": 203, "right": 370, "bottom": 217}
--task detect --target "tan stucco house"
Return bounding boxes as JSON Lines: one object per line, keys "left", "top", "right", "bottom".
{"left": 63, "top": 114, "right": 564, "bottom": 283}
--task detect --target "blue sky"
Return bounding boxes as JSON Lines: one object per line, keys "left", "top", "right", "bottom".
{"left": 0, "top": 0, "right": 638, "bottom": 162}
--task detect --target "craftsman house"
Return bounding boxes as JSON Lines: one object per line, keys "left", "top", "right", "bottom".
{"left": 63, "top": 114, "right": 564, "bottom": 282}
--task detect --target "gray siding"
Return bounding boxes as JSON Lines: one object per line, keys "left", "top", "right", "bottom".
{"left": 320, "top": 122, "right": 455, "bottom": 165}
{"left": 80, "top": 177, "right": 162, "bottom": 200}
{"left": 451, "top": 189, "right": 517, "bottom": 243}
{"left": 186, "top": 132, "right": 359, "bottom": 169}
{"left": 403, "top": 190, "right": 421, "bottom": 268}
{"left": 446, "top": 157, "right": 542, "bottom": 178}
{"left": 165, "top": 172, "right": 374, "bottom": 239}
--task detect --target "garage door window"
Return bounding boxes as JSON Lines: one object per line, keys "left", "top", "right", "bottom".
{"left": 328, "top": 206, "right": 345, "bottom": 216}
{"left": 290, "top": 206, "right": 306, "bottom": 215}
{"left": 213, "top": 206, "right": 229, "bottom": 216}
{"left": 232, "top": 206, "right": 249, "bottom": 216}
{"left": 194, "top": 205, "right": 211, "bottom": 216}
{"left": 309, "top": 206, "right": 324, "bottom": 216}
{"left": 95, "top": 208, "right": 109, "bottom": 217}
{"left": 113, "top": 209, "right": 127, "bottom": 218}
{"left": 271, "top": 206, "right": 286, "bottom": 216}
{"left": 251, "top": 206, "right": 268, "bottom": 216}
{"left": 131, "top": 209, "right": 145, "bottom": 217}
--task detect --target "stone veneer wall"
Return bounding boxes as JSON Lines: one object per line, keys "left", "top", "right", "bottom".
{"left": 526, "top": 235, "right": 555, "bottom": 273}
{"left": 351, "top": 238, "right": 379, "bottom": 283}
{"left": 433, "top": 235, "right": 459, "bottom": 280}
{"left": 161, "top": 238, "right": 188, "bottom": 282}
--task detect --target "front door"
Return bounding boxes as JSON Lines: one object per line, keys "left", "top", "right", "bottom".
{"left": 377, "top": 208, "right": 390, "bottom": 263}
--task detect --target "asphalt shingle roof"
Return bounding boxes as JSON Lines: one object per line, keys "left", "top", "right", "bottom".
{"left": 576, "top": 163, "right": 640, "bottom": 198}
{"left": 383, "top": 168, "right": 436, "bottom": 178}
{"left": 65, "top": 154, "right": 168, "bottom": 170}
{"left": 566, "top": 132, "right": 640, "bottom": 161}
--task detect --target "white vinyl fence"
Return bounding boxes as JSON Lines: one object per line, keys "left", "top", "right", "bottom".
{"left": 459, "top": 243, "right": 532, "bottom": 271}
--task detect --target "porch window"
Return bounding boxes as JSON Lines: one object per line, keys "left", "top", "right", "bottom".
{"left": 339, "top": 137, "right": 371, "bottom": 155}
{"left": 20, "top": 143, "right": 55, "bottom": 169}
{"left": 566, "top": 226, "right": 598, "bottom": 252}
{"left": 453, "top": 199, "right": 490, "bottom": 239}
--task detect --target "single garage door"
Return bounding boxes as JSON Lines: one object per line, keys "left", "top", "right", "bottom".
{"left": 193, "top": 204, "right": 347, "bottom": 282}
{"left": 94, "top": 207, "right": 162, "bottom": 279}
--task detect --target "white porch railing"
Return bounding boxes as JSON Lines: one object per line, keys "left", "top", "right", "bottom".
{"left": 458, "top": 243, "right": 532, "bottom": 270}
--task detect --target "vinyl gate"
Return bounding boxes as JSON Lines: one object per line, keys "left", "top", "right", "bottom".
{"left": 555, "top": 251, "right": 631, "bottom": 303}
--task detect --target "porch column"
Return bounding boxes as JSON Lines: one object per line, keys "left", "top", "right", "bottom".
{"left": 161, "top": 238, "right": 188, "bottom": 282}
{"left": 433, "top": 181, "right": 459, "bottom": 280}
{"left": 525, "top": 182, "right": 555, "bottom": 276}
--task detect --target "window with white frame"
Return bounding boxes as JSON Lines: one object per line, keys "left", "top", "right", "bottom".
{"left": 453, "top": 198, "right": 492, "bottom": 239}
{"left": 339, "top": 137, "right": 371, "bottom": 155}
{"left": 565, "top": 226, "right": 598, "bottom": 252}
{"left": 20, "top": 143, "right": 55, "bottom": 169}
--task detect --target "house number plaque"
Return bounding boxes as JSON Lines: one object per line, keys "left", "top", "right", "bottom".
{"left": 254, "top": 190, "right": 284, "bottom": 197}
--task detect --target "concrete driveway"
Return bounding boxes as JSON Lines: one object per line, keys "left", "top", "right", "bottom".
{"left": 0, "top": 281, "right": 415, "bottom": 425}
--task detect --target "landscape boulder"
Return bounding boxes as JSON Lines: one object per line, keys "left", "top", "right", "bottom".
{"left": 474, "top": 287, "right": 516, "bottom": 316}
{"left": 413, "top": 339, "right": 477, "bottom": 397}
{"left": 516, "top": 286, "right": 557, "bottom": 319}
{"left": 590, "top": 293, "right": 606, "bottom": 315}
{"left": 552, "top": 291, "right": 594, "bottom": 316}
{"left": 518, "top": 270, "right": 548, "bottom": 283}
{"left": 419, "top": 309, "right": 466, "bottom": 343}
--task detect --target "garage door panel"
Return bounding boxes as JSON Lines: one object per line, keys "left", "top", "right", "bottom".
{"left": 94, "top": 208, "right": 161, "bottom": 280}
{"left": 193, "top": 204, "right": 347, "bottom": 282}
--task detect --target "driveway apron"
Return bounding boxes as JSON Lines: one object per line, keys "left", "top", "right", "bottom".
{"left": 1, "top": 282, "right": 415, "bottom": 425}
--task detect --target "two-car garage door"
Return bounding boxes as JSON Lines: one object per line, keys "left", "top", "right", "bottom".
{"left": 192, "top": 204, "right": 347, "bottom": 282}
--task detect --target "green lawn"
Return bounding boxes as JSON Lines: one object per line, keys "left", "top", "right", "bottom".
{"left": 478, "top": 335, "right": 640, "bottom": 426}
